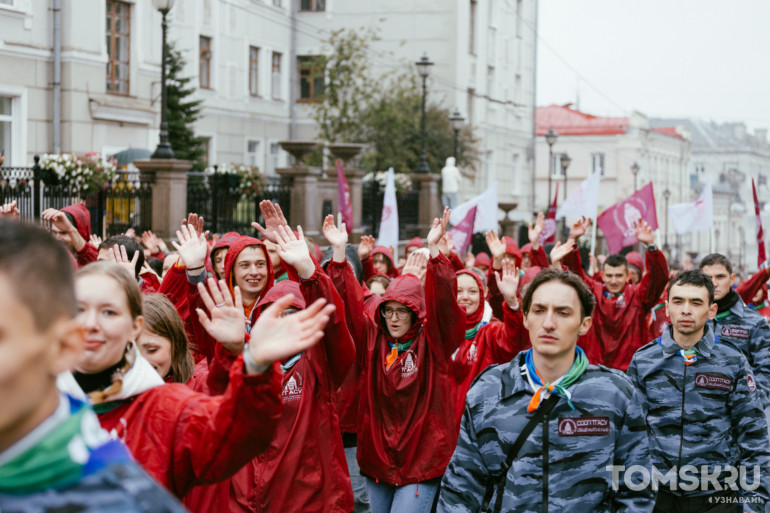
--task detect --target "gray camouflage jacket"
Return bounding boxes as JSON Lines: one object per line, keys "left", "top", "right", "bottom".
{"left": 710, "top": 297, "right": 770, "bottom": 410}
{"left": 627, "top": 325, "right": 770, "bottom": 507}
{"left": 437, "top": 351, "right": 655, "bottom": 513}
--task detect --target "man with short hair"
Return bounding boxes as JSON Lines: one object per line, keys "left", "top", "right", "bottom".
{"left": 628, "top": 269, "right": 770, "bottom": 511}
{"left": 700, "top": 253, "right": 770, "bottom": 411}
{"left": 0, "top": 220, "right": 185, "bottom": 512}
{"left": 438, "top": 268, "right": 654, "bottom": 513}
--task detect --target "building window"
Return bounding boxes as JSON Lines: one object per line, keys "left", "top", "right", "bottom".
{"left": 299, "top": 0, "right": 325, "bottom": 11}
{"left": 516, "top": 0, "right": 523, "bottom": 37}
{"left": 268, "top": 142, "right": 281, "bottom": 175}
{"left": 551, "top": 152, "right": 564, "bottom": 177}
{"left": 467, "top": 87, "right": 475, "bottom": 125}
{"left": 469, "top": 0, "right": 477, "bottom": 54}
{"left": 271, "top": 52, "right": 282, "bottom": 100}
{"left": 486, "top": 66, "right": 494, "bottom": 96}
{"left": 201, "top": 136, "right": 211, "bottom": 164}
{"left": 273, "top": 0, "right": 281, "bottom": 5}
{"left": 297, "top": 56, "right": 324, "bottom": 102}
{"left": 0, "top": 0, "right": 16, "bottom": 6}
{"left": 249, "top": 46, "right": 260, "bottom": 97}
{"left": 246, "top": 139, "right": 260, "bottom": 167}
{"left": 0, "top": 97, "right": 12, "bottom": 164}
{"left": 105, "top": 0, "right": 130, "bottom": 95}
{"left": 200, "top": 36, "right": 212, "bottom": 89}
{"left": 592, "top": 153, "right": 605, "bottom": 176}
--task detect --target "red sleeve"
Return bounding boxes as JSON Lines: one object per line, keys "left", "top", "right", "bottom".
{"left": 485, "top": 266, "right": 505, "bottom": 322}
{"left": 327, "top": 260, "right": 374, "bottom": 368}
{"left": 76, "top": 243, "right": 98, "bottom": 268}
{"left": 487, "top": 302, "right": 529, "bottom": 363}
{"left": 563, "top": 247, "right": 604, "bottom": 298}
{"left": 362, "top": 255, "right": 377, "bottom": 283}
{"left": 448, "top": 251, "right": 465, "bottom": 272}
{"left": 737, "top": 268, "right": 770, "bottom": 304}
{"left": 140, "top": 272, "right": 160, "bottom": 294}
{"left": 632, "top": 249, "right": 670, "bottom": 311}
{"left": 530, "top": 245, "right": 549, "bottom": 269}
{"left": 150, "top": 250, "right": 166, "bottom": 260}
{"left": 206, "top": 343, "right": 238, "bottom": 396}
{"left": 425, "top": 253, "right": 466, "bottom": 361}
{"left": 171, "top": 358, "right": 283, "bottom": 494}
{"left": 296, "top": 263, "right": 356, "bottom": 390}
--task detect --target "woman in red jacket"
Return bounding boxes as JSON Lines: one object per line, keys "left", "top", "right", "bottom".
{"left": 57, "top": 260, "right": 333, "bottom": 500}
{"left": 324, "top": 208, "right": 465, "bottom": 513}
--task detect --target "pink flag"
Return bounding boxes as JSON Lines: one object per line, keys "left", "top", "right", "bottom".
{"left": 336, "top": 159, "right": 353, "bottom": 234}
{"left": 597, "top": 183, "right": 658, "bottom": 254}
{"left": 541, "top": 183, "right": 558, "bottom": 246}
{"left": 753, "top": 178, "right": 766, "bottom": 268}
{"left": 449, "top": 206, "right": 477, "bottom": 257}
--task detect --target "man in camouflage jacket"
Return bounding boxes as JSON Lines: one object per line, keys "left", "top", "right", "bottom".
{"left": 628, "top": 269, "right": 770, "bottom": 512}
{"left": 438, "top": 268, "right": 654, "bottom": 513}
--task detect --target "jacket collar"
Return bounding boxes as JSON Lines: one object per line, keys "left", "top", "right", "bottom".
{"left": 660, "top": 323, "right": 716, "bottom": 358}
{"left": 501, "top": 352, "right": 534, "bottom": 400}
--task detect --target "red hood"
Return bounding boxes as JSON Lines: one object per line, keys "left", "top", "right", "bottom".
{"left": 626, "top": 251, "right": 644, "bottom": 273}
{"left": 223, "top": 236, "right": 274, "bottom": 299}
{"left": 520, "top": 266, "right": 542, "bottom": 291}
{"left": 405, "top": 237, "right": 424, "bottom": 257}
{"left": 61, "top": 203, "right": 91, "bottom": 241}
{"left": 379, "top": 273, "right": 426, "bottom": 324}
{"left": 371, "top": 245, "right": 395, "bottom": 271}
{"left": 502, "top": 236, "right": 522, "bottom": 266}
{"left": 474, "top": 252, "right": 491, "bottom": 268}
{"left": 257, "top": 280, "right": 306, "bottom": 310}
{"left": 520, "top": 243, "right": 533, "bottom": 255}
{"left": 210, "top": 231, "right": 241, "bottom": 276}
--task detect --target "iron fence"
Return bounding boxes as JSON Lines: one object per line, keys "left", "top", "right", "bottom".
{"left": 187, "top": 172, "right": 293, "bottom": 234}
{"left": 361, "top": 180, "right": 420, "bottom": 239}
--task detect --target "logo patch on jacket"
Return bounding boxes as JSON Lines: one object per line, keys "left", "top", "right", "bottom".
{"left": 694, "top": 373, "right": 732, "bottom": 391}
{"left": 558, "top": 417, "right": 610, "bottom": 436}
{"left": 748, "top": 374, "right": 757, "bottom": 392}
{"left": 282, "top": 372, "right": 303, "bottom": 402}
{"left": 401, "top": 350, "right": 418, "bottom": 377}
{"left": 720, "top": 326, "right": 750, "bottom": 339}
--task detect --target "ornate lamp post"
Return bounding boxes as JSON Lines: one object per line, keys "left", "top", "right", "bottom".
{"left": 663, "top": 188, "right": 671, "bottom": 251}
{"left": 631, "top": 161, "right": 640, "bottom": 191}
{"left": 560, "top": 153, "right": 571, "bottom": 201}
{"left": 151, "top": 0, "right": 176, "bottom": 159}
{"left": 448, "top": 109, "right": 465, "bottom": 160}
{"left": 545, "top": 129, "right": 558, "bottom": 202}
{"left": 415, "top": 54, "right": 434, "bottom": 173}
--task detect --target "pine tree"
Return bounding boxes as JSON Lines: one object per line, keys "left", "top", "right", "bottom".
{"left": 165, "top": 42, "right": 206, "bottom": 171}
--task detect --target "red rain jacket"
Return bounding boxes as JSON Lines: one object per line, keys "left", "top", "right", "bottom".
{"left": 363, "top": 245, "right": 400, "bottom": 281}
{"left": 562, "top": 247, "right": 669, "bottom": 371}
{"left": 486, "top": 244, "right": 548, "bottom": 321}
{"left": 328, "top": 253, "right": 465, "bottom": 485}
{"left": 61, "top": 203, "right": 97, "bottom": 267}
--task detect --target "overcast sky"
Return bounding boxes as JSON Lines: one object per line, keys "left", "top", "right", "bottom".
{"left": 536, "top": 0, "right": 770, "bottom": 131}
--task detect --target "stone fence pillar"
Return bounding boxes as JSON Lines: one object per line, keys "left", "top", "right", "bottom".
{"left": 134, "top": 159, "right": 192, "bottom": 239}
{"left": 276, "top": 165, "right": 322, "bottom": 236}
{"left": 411, "top": 173, "right": 442, "bottom": 235}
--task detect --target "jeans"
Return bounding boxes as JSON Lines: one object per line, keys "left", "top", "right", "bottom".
{"left": 365, "top": 477, "right": 439, "bottom": 513}
{"left": 345, "top": 446, "right": 371, "bottom": 513}
{"left": 441, "top": 192, "right": 458, "bottom": 210}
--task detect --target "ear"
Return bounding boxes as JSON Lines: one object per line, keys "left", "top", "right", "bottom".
{"left": 665, "top": 300, "right": 671, "bottom": 319}
{"left": 707, "top": 302, "right": 718, "bottom": 321}
{"left": 578, "top": 315, "right": 592, "bottom": 336}
{"left": 730, "top": 273, "right": 736, "bottom": 286}
{"left": 130, "top": 315, "right": 145, "bottom": 343}
{"left": 46, "top": 318, "right": 85, "bottom": 376}
{"left": 522, "top": 313, "right": 530, "bottom": 331}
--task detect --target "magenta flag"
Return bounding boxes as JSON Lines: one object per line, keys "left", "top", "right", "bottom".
{"left": 597, "top": 183, "right": 658, "bottom": 254}
{"left": 449, "top": 206, "right": 478, "bottom": 257}
{"left": 753, "top": 178, "right": 766, "bottom": 268}
{"left": 336, "top": 159, "right": 353, "bottom": 234}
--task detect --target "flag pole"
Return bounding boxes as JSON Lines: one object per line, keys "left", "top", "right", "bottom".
{"left": 590, "top": 220, "right": 597, "bottom": 257}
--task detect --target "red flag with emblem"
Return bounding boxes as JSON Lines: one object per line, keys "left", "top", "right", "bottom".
{"left": 753, "top": 178, "right": 766, "bottom": 268}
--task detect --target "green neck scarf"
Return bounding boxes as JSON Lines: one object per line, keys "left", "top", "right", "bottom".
{"left": 465, "top": 320, "right": 483, "bottom": 340}
{"left": 526, "top": 347, "right": 589, "bottom": 412}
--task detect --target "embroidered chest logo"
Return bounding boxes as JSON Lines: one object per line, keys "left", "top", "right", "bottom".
{"left": 694, "top": 373, "right": 732, "bottom": 391}
{"left": 402, "top": 351, "right": 418, "bottom": 377}
{"left": 720, "top": 326, "right": 750, "bottom": 339}
{"left": 748, "top": 374, "right": 757, "bottom": 392}
{"left": 466, "top": 342, "right": 478, "bottom": 363}
{"left": 109, "top": 417, "right": 129, "bottom": 441}
{"left": 616, "top": 295, "right": 625, "bottom": 308}
{"left": 282, "top": 372, "right": 304, "bottom": 402}
{"left": 558, "top": 416, "right": 610, "bottom": 436}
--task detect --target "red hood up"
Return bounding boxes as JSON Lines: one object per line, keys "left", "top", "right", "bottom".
{"left": 257, "top": 280, "right": 306, "bottom": 311}
{"left": 378, "top": 273, "right": 426, "bottom": 325}
{"left": 61, "top": 203, "right": 91, "bottom": 241}
{"left": 223, "top": 236, "right": 274, "bottom": 300}
{"left": 502, "top": 236, "right": 522, "bottom": 267}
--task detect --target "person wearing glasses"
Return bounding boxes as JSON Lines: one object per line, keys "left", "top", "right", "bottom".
{"left": 324, "top": 208, "right": 466, "bottom": 513}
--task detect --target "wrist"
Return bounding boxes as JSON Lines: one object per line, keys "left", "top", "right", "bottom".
{"left": 243, "top": 343, "right": 271, "bottom": 375}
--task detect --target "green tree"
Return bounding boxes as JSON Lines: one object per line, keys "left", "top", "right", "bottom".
{"left": 166, "top": 42, "right": 207, "bottom": 171}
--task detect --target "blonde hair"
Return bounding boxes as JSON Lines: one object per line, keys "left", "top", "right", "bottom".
{"left": 142, "top": 294, "right": 195, "bottom": 383}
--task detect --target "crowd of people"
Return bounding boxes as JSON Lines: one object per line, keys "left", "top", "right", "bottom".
{"left": 1, "top": 197, "right": 769, "bottom": 513}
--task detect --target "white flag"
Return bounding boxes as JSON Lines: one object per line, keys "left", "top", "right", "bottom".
{"left": 449, "top": 182, "right": 499, "bottom": 233}
{"left": 669, "top": 182, "right": 713, "bottom": 235}
{"left": 556, "top": 170, "right": 601, "bottom": 220}
{"left": 377, "top": 168, "right": 399, "bottom": 251}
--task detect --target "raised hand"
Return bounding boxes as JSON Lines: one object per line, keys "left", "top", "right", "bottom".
{"left": 549, "top": 239, "right": 576, "bottom": 268}
{"left": 635, "top": 220, "right": 654, "bottom": 245}
{"left": 141, "top": 261, "right": 160, "bottom": 280}
{"left": 485, "top": 231, "right": 506, "bottom": 270}
{"left": 427, "top": 206, "right": 451, "bottom": 257}
{"left": 89, "top": 233, "right": 103, "bottom": 248}
{"left": 196, "top": 278, "right": 245, "bottom": 354}
{"left": 246, "top": 295, "right": 333, "bottom": 371}
{"left": 171, "top": 222, "right": 207, "bottom": 271}
{"left": 181, "top": 213, "right": 207, "bottom": 239}
{"left": 437, "top": 233, "right": 451, "bottom": 256}
{"left": 569, "top": 216, "right": 591, "bottom": 241}
{"left": 42, "top": 208, "right": 85, "bottom": 251}
{"left": 0, "top": 200, "right": 20, "bottom": 221}
{"left": 529, "top": 212, "right": 545, "bottom": 249}
{"left": 322, "top": 214, "right": 348, "bottom": 248}
{"left": 275, "top": 224, "right": 315, "bottom": 278}
{"left": 142, "top": 230, "right": 160, "bottom": 253}
{"left": 108, "top": 244, "right": 139, "bottom": 277}
{"left": 495, "top": 259, "right": 520, "bottom": 308}
{"left": 402, "top": 250, "right": 427, "bottom": 282}
{"left": 252, "top": 200, "right": 289, "bottom": 243}
{"left": 358, "top": 234, "right": 375, "bottom": 260}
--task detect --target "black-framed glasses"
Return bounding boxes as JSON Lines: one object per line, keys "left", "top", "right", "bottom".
{"left": 382, "top": 307, "right": 410, "bottom": 320}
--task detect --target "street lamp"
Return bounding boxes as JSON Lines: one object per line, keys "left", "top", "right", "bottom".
{"left": 151, "top": 0, "right": 176, "bottom": 159}
{"left": 415, "top": 53, "right": 434, "bottom": 173}
{"left": 560, "top": 153, "right": 571, "bottom": 201}
{"left": 631, "top": 161, "right": 640, "bottom": 191}
{"left": 663, "top": 187, "right": 671, "bottom": 251}
{"left": 545, "top": 129, "right": 558, "bottom": 202}
{"left": 448, "top": 109, "right": 465, "bottom": 160}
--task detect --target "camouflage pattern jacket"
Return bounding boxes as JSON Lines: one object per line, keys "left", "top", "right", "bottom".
{"left": 438, "top": 351, "right": 654, "bottom": 513}
{"left": 708, "top": 297, "right": 770, "bottom": 411}
{"left": 627, "top": 326, "right": 770, "bottom": 505}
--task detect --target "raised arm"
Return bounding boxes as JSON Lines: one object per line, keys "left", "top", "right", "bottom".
{"left": 736, "top": 267, "right": 770, "bottom": 304}
{"left": 484, "top": 230, "right": 508, "bottom": 321}
{"left": 528, "top": 213, "right": 549, "bottom": 269}
{"left": 631, "top": 222, "right": 669, "bottom": 311}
